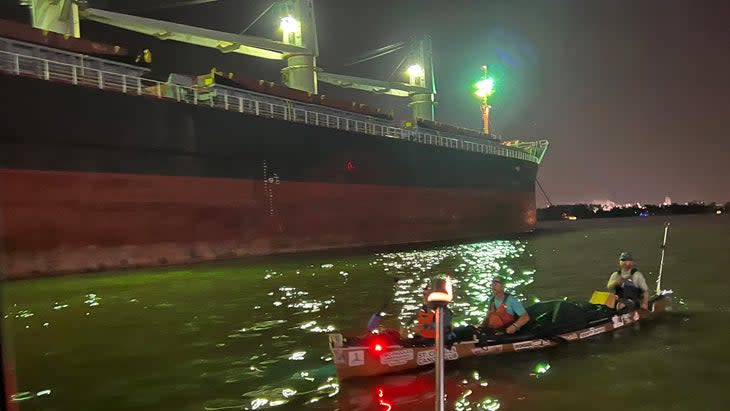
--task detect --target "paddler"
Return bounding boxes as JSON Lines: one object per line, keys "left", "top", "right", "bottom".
{"left": 606, "top": 251, "right": 649, "bottom": 310}
{"left": 480, "top": 277, "right": 530, "bottom": 334}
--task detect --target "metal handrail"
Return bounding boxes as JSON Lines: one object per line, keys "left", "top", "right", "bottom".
{"left": 0, "top": 48, "right": 542, "bottom": 164}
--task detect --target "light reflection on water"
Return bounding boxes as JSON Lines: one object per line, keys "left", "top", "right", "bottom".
{"left": 373, "top": 240, "right": 536, "bottom": 331}
{"left": 3, "top": 216, "right": 729, "bottom": 410}
{"left": 3, "top": 239, "right": 533, "bottom": 411}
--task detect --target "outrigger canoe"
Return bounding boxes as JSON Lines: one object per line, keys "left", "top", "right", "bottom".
{"left": 328, "top": 292, "right": 672, "bottom": 381}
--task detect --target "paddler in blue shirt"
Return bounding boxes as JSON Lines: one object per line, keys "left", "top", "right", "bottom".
{"left": 607, "top": 252, "right": 650, "bottom": 310}
{"left": 481, "top": 277, "right": 530, "bottom": 334}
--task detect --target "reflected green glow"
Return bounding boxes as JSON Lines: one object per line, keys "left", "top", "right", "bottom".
{"left": 250, "top": 398, "right": 268, "bottom": 409}
{"left": 288, "top": 351, "right": 306, "bottom": 361}
{"left": 479, "top": 397, "right": 501, "bottom": 411}
{"left": 281, "top": 388, "right": 297, "bottom": 398}
{"left": 316, "top": 380, "right": 340, "bottom": 397}
{"left": 267, "top": 399, "right": 288, "bottom": 407}
{"left": 454, "top": 395, "right": 471, "bottom": 410}
{"left": 456, "top": 393, "right": 502, "bottom": 411}
{"left": 15, "top": 309, "right": 34, "bottom": 318}
{"left": 10, "top": 392, "right": 35, "bottom": 402}
{"left": 84, "top": 293, "right": 101, "bottom": 307}
{"left": 533, "top": 362, "right": 551, "bottom": 376}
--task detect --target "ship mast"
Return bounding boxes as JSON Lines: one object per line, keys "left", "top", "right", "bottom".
{"left": 474, "top": 65, "right": 495, "bottom": 134}
{"left": 277, "top": 0, "right": 319, "bottom": 93}
{"left": 406, "top": 36, "right": 436, "bottom": 122}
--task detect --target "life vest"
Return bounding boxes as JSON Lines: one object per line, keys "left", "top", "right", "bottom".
{"left": 414, "top": 305, "right": 436, "bottom": 338}
{"left": 486, "top": 294, "right": 516, "bottom": 329}
{"left": 613, "top": 268, "right": 643, "bottom": 302}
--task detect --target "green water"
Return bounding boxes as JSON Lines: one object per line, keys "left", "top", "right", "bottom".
{"left": 3, "top": 214, "right": 730, "bottom": 411}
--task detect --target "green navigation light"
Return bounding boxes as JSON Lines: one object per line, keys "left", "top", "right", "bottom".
{"left": 475, "top": 77, "right": 495, "bottom": 98}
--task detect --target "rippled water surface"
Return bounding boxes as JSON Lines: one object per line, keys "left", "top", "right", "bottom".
{"left": 3, "top": 214, "right": 729, "bottom": 410}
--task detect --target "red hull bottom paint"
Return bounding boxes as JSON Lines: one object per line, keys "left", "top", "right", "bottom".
{"left": 0, "top": 169, "right": 535, "bottom": 278}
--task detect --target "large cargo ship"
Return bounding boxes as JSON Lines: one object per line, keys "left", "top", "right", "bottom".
{"left": 0, "top": 2, "right": 548, "bottom": 279}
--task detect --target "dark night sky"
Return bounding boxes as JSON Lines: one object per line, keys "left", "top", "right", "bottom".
{"left": 6, "top": 0, "right": 729, "bottom": 206}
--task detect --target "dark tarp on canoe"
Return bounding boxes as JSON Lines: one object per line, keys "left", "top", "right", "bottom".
{"left": 478, "top": 300, "right": 617, "bottom": 344}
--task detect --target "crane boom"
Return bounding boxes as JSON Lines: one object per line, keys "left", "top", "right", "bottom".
{"left": 80, "top": 7, "right": 309, "bottom": 60}
{"left": 318, "top": 72, "right": 428, "bottom": 97}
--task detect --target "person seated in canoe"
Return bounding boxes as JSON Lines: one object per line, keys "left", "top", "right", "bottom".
{"left": 480, "top": 277, "right": 530, "bottom": 334}
{"left": 607, "top": 251, "right": 649, "bottom": 310}
{"left": 413, "top": 286, "right": 455, "bottom": 341}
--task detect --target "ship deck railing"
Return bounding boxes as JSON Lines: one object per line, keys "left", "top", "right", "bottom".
{"left": 0, "top": 47, "right": 546, "bottom": 164}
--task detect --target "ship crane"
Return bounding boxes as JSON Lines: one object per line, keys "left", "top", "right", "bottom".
{"left": 318, "top": 36, "right": 437, "bottom": 122}
{"left": 21, "top": 0, "right": 436, "bottom": 121}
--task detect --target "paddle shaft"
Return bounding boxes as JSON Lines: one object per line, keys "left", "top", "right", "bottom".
{"left": 656, "top": 222, "right": 670, "bottom": 295}
{"left": 366, "top": 278, "right": 399, "bottom": 332}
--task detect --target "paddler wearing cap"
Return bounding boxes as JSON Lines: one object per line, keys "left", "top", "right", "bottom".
{"left": 480, "top": 277, "right": 530, "bottom": 334}
{"left": 607, "top": 251, "right": 650, "bottom": 310}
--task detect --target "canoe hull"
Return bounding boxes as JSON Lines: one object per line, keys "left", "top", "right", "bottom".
{"left": 330, "top": 297, "right": 669, "bottom": 381}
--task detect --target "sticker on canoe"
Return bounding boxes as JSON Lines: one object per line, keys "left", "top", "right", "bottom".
{"left": 335, "top": 352, "right": 346, "bottom": 364}
{"left": 471, "top": 344, "right": 503, "bottom": 355}
{"left": 416, "top": 347, "right": 459, "bottom": 365}
{"left": 578, "top": 326, "right": 605, "bottom": 339}
{"left": 380, "top": 349, "right": 414, "bottom": 367}
{"left": 348, "top": 350, "right": 365, "bottom": 367}
{"left": 612, "top": 315, "right": 624, "bottom": 328}
{"left": 487, "top": 345, "right": 503, "bottom": 354}
{"left": 513, "top": 339, "right": 545, "bottom": 351}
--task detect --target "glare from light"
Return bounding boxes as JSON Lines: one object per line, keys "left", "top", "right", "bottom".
{"left": 475, "top": 78, "right": 495, "bottom": 98}
{"left": 280, "top": 16, "right": 300, "bottom": 33}
{"left": 407, "top": 64, "right": 424, "bottom": 78}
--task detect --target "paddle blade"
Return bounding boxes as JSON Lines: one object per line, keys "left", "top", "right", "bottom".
{"left": 590, "top": 291, "right": 611, "bottom": 305}
{"left": 367, "top": 313, "right": 382, "bottom": 332}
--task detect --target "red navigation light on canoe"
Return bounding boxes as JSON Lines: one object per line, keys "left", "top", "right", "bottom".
{"left": 369, "top": 338, "right": 388, "bottom": 355}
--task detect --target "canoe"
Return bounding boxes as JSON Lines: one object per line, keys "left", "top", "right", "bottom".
{"left": 328, "top": 292, "right": 672, "bottom": 381}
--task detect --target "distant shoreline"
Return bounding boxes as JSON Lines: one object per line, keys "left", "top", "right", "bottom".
{"left": 537, "top": 202, "right": 727, "bottom": 221}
